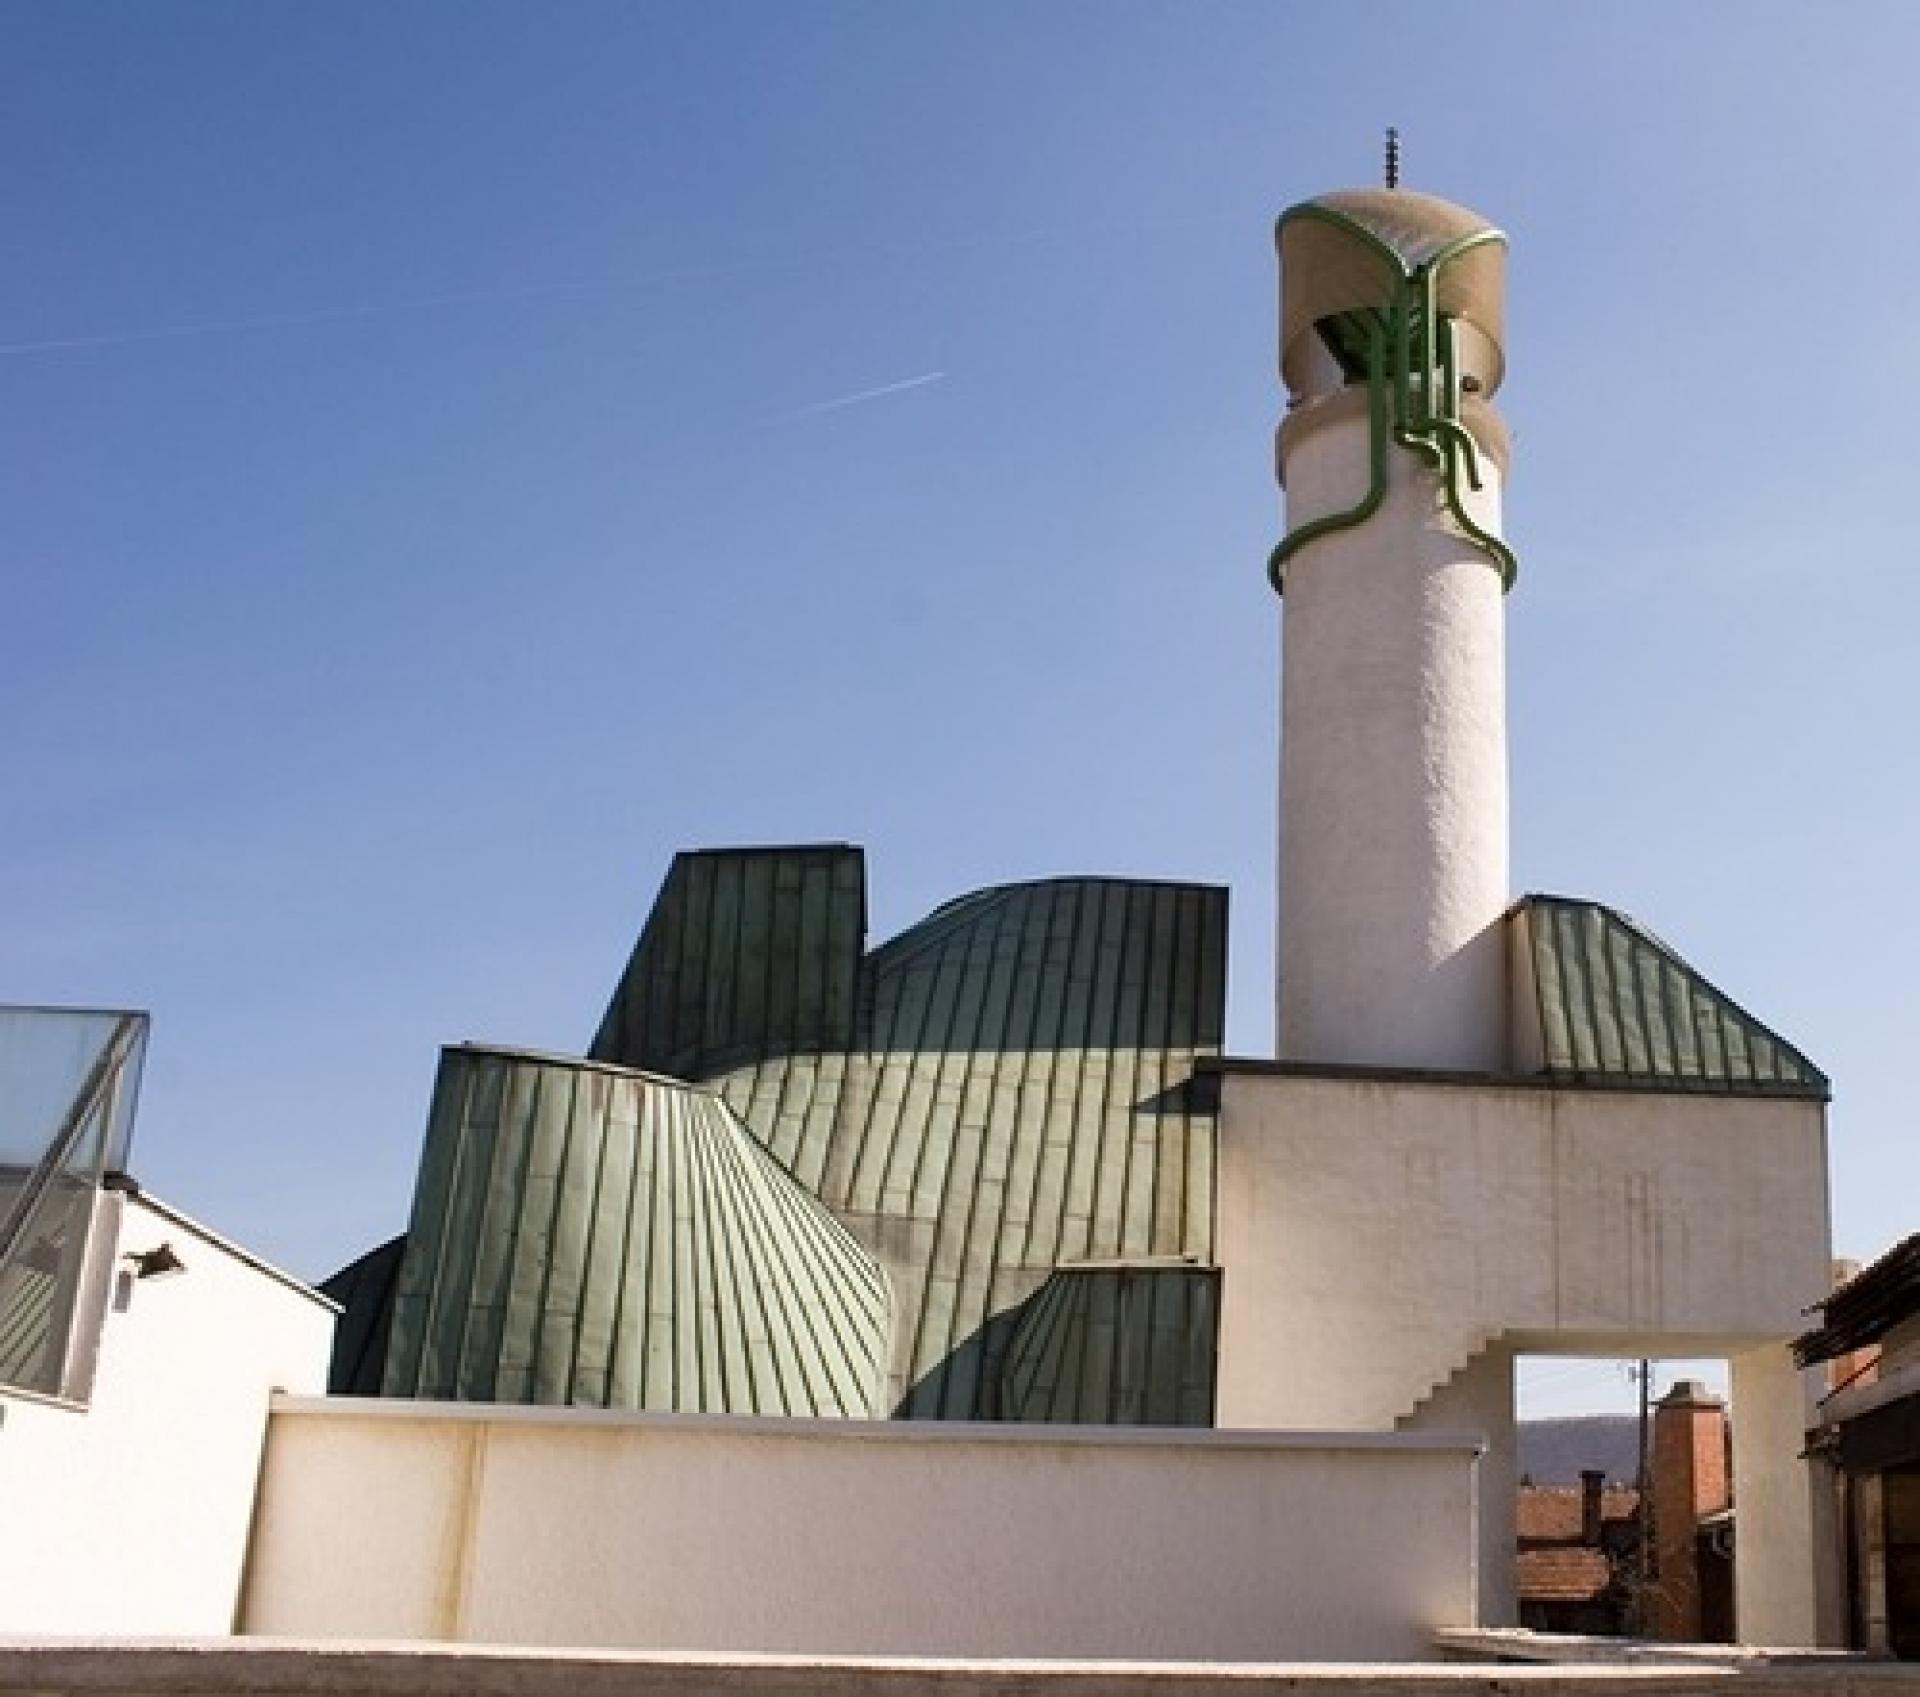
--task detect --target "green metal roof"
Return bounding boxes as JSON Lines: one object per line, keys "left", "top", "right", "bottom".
{"left": 378, "top": 1045, "right": 890, "bottom": 1416}
{"left": 1517, "top": 895, "right": 1827, "bottom": 1098}
{"left": 589, "top": 848, "right": 1229, "bottom": 1420}
{"left": 316, "top": 1234, "right": 403, "bottom": 1396}
{"left": 999, "top": 1261, "right": 1219, "bottom": 1425}
{"left": 326, "top": 846, "right": 1229, "bottom": 1423}
{"left": 325, "top": 861, "right": 1825, "bottom": 1419}
{"left": 590, "top": 843, "right": 864, "bottom": 1079}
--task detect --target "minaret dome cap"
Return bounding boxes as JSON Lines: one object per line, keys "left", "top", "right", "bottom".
{"left": 1277, "top": 187, "right": 1507, "bottom": 397}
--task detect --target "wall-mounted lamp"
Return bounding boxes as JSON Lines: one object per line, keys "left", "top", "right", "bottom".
{"left": 123, "top": 1242, "right": 186, "bottom": 1280}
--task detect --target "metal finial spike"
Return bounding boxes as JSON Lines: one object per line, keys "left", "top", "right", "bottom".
{"left": 1384, "top": 128, "right": 1401, "bottom": 189}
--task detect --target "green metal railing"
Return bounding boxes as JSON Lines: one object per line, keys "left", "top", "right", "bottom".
{"left": 1268, "top": 204, "right": 1517, "bottom": 596}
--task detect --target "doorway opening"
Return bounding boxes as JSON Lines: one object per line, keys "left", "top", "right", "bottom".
{"left": 1514, "top": 1354, "right": 1734, "bottom": 1640}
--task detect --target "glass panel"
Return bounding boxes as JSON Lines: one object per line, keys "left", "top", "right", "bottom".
{"left": 0, "top": 1007, "right": 148, "bottom": 1400}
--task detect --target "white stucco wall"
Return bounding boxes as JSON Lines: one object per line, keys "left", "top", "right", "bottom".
{"left": 1731, "top": 1340, "right": 1827, "bottom": 1646}
{"left": 1276, "top": 397, "right": 1510, "bottom": 1074}
{"left": 242, "top": 1400, "right": 1483, "bottom": 1662}
{"left": 1402, "top": 1340, "right": 1518, "bottom": 1630}
{"left": 1214, "top": 1066, "right": 1832, "bottom": 1644}
{"left": 0, "top": 1188, "right": 335, "bottom": 1636}
{"left": 1216, "top": 1071, "right": 1828, "bottom": 1426}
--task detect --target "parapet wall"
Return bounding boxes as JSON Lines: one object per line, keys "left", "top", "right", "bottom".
{"left": 240, "top": 1397, "right": 1482, "bottom": 1663}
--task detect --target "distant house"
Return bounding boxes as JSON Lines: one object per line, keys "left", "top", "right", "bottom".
{"left": 1797, "top": 1234, "right": 1920, "bottom": 1657}
{"left": 1516, "top": 1472, "right": 1639, "bottom": 1635}
{"left": 1515, "top": 1383, "right": 1734, "bottom": 1642}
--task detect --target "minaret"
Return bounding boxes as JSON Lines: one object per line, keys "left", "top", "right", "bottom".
{"left": 1271, "top": 170, "right": 1515, "bottom": 1073}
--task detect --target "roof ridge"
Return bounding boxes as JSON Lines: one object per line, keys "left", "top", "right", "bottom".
{"left": 868, "top": 874, "right": 1227, "bottom": 962}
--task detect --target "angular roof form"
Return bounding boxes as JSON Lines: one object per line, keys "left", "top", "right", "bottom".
{"left": 590, "top": 842, "right": 865, "bottom": 1080}
{"left": 999, "top": 1260, "right": 1218, "bottom": 1426}
{"left": 325, "top": 859, "right": 1821, "bottom": 1424}
{"left": 328, "top": 845, "right": 1229, "bottom": 1423}
{"left": 590, "top": 847, "right": 1228, "bottom": 1419}
{"left": 1514, "top": 896, "right": 1828, "bottom": 1099}
{"left": 379, "top": 1046, "right": 889, "bottom": 1416}
{"left": 1794, "top": 1232, "right": 1920, "bottom": 1366}
{"left": 317, "top": 1234, "right": 402, "bottom": 1396}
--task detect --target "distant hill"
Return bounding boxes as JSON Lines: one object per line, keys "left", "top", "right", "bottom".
{"left": 1518, "top": 1416, "right": 1640, "bottom": 1485}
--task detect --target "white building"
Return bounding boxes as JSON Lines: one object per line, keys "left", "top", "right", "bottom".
{"left": 1222, "top": 184, "right": 1834, "bottom": 1640}
{"left": 0, "top": 1007, "right": 335, "bottom": 1637}
{"left": 0, "top": 177, "right": 1843, "bottom": 1664}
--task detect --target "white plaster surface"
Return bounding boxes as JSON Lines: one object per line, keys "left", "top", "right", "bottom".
{"left": 1403, "top": 1342, "right": 1517, "bottom": 1629}
{"left": 1276, "top": 400, "right": 1510, "bottom": 1074}
{"left": 1731, "top": 1344, "right": 1825, "bottom": 1648}
{"left": 1214, "top": 1070, "right": 1832, "bottom": 1645}
{"left": 0, "top": 1191, "right": 335, "bottom": 1636}
{"left": 241, "top": 1400, "right": 1483, "bottom": 1662}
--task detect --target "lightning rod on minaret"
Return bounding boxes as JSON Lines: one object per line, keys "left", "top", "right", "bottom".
{"left": 1384, "top": 127, "right": 1401, "bottom": 189}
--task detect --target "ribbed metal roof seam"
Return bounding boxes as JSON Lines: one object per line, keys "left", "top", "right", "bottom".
{"left": 335, "top": 848, "right": 1226, "bottom": 1424}
{"left": 378, "top": 1048, "right": 886, "bottom": 1416}
{"left": 1522, "top": 896, "right": 1824, "bottom": 1097}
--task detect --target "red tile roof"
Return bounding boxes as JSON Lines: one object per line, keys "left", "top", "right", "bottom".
{"left": 1517, "top": 1546, "right": 1616, "bottom": 1603}
{"left": 1515, "top": 1485, "right": 1639, "bottom": 1542}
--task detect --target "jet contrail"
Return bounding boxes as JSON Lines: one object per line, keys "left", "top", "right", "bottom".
{"left": 774, "top": 370, "right": 947, "bottom": 421}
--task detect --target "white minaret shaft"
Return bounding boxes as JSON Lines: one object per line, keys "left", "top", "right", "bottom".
{"left": 1272, "top": 190, "right": 1515, "bottom": 1073}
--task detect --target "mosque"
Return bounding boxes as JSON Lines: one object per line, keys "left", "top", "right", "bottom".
{"left": 309, "top": 175, "right": 1837, "bottom": 1641}
{"left": 0, "top": 171, "right": 1843, "bottom": 1662}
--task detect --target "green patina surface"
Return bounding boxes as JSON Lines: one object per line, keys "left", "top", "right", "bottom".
{"left": 1000, "top": 1261, "right": 1219, "bottom": 1425}
{"left": 1519, "top": 895, "right": 1827, "bottom": 1098}
{"left": 330, "top": 845, "right": 1228, "bottom": 1422}
{"left": 323, "top": 857, "right": 1823, "bottom": 1423}
{"left": 589, "top": 847, "right": 1229, "bottom": 1419}
{"left": 378, "top": 1045, "right": 889, "bottom": 1415}
{"left": 1269, "top": 199, "right": 1516, "bottom": 596}
{"left": 319, "top": 1234, "right": 401, "bottom": 1396}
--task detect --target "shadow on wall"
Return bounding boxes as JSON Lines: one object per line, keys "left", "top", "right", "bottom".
{"left": 896, "top": 1264, "right": 1220, "bottom": 1426}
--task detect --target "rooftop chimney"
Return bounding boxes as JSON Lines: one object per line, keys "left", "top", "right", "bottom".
{"left": 1580, "top": 1468, "right": 1606, "bottom": 1547}
{"left": 1651, "top": 1379, "right": 1731, "bottom": 1641}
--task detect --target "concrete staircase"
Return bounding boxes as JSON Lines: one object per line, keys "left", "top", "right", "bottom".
{"left": 1392, "top": 1327, "right": 1500, "bottom": 1430}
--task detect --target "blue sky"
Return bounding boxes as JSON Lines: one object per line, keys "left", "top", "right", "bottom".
{"left": 7, "top": 0, "right": 1918, "bottom": 1397}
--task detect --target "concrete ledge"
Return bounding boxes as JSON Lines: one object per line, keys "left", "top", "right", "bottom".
{"left": 5, "top": 1641, "right": 1920, "bottom": 1697}
{"left": 268, "top": 1395, "right": 1489, "bottom": 1454}
{"left": 1432, "top": 1629, "right": 1879, "bottom": 1668}
{"left": 1203, "top": 1056, "right": 1825, "bottom": 1105}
